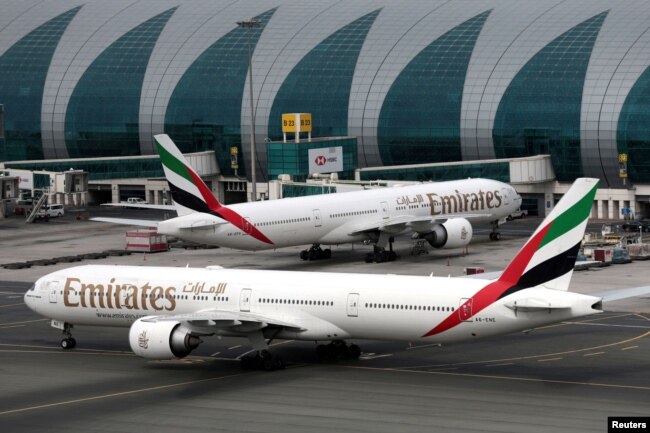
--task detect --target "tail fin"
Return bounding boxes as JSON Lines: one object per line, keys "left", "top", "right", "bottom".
{"left": 498, "top": 177, "right": 599, "bottom": 292}
{"left": 153, "top": 134, "right": 222, "bottom": 217}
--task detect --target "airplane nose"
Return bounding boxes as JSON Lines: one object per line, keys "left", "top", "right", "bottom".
{"left": 24, "top": 284, "right": 37, "bottom": 312}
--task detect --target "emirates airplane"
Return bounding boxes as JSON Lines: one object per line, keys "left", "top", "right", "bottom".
{"left": 93, "top": 134, "right": 521, "bottom": 262}
{"left": 26, "top": 178, "right": 642, "bottom": 370}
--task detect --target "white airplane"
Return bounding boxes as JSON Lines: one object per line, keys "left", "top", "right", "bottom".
{"left": 93, "top": 134, "right": 521, "bottom": 262}
{"left": 26, "top": 178, "right": 647, "bottom": 370}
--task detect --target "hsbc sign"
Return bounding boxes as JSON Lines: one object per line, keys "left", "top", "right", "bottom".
{"left": 308, "top": 146, "right": 343, "bottom": 174}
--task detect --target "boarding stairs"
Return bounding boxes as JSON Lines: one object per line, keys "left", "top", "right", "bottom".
{"left": 25, "top": 192, "right": 47, "bottom": 223}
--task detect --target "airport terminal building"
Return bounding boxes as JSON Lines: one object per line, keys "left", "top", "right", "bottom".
{"left": 0, "top": 0, "right": 649, "bottom": 217}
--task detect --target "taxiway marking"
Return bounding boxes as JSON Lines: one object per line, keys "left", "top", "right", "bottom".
{"left": 0, "top": 372, "right": 250, "bottom": 416}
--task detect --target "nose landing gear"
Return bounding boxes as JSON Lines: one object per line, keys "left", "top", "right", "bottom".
{"left": 59, "top": 323, "right": 76, "bottom": 349}
{"left": 489, "top": 221, "right": 501, "bottom": 241}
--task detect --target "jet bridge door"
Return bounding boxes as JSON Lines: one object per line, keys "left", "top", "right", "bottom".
{"left": 347, "top": 293, "right": 359, "bottom": 317}
{"left": 48, "top": 281, "right": 59, "bottom": 303}
{"left": 240, "top": 288, "right": 252, "bottom": 312}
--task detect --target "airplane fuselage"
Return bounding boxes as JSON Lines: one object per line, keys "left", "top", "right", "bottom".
{"left": 25, "top": 265, "right": 600, "bottom": 345}
{"left": 157, "top": 178, "right": 520, "bottom": 250}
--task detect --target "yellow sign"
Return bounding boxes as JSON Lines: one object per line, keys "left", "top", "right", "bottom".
{"left": 230, "top": 147, "right": 238, "bottom": 169}
{"left": 619, "top": 153, "right": 627, "bottom": 163}
{"left": 282, "top": 113, "right": 312, "bottom": 133}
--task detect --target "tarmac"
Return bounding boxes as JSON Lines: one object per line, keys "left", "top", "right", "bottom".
{"left": 0, "top": 207, "right": 649, "bottom": 432}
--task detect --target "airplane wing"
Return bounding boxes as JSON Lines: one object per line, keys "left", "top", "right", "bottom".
{"left": 348, "top": 213, "right": 494, "bottom": 236}
{"left": 101, "top": 203, "right": 177, "bottom": 211}
{"left": 141, "top": 310, "right": 306, "bottom": 332}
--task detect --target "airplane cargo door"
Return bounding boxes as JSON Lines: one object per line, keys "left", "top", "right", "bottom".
{"left": 380, "top": 201, "right": 389, "bottom": 219}
{"left": 347, "top": 293, "right": 359, "bottom": 317}
{"left": 48, "top": 281, "right": 59, "bottom": 303}
{"left": 459, "top": 298, "right": 473, "bottom": 322}
{"left": 313, "top": 209, "right": 322, "bottom": 227}
{"left": 240, "top": 288, "right": 252, "bottom": 312}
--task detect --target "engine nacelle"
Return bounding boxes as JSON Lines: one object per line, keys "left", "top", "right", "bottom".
{"left": 423, "top": 218, "right": 472, "bottom": 249}
{"left": 129, "top": 318, "right": 202, "bottom": 360}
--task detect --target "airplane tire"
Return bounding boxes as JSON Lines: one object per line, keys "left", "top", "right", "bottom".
{"left": 272, "top": 356, "right": 285, "bottom": 370}
{"left": 316, "top": 344, "right": 328, "bottom": 361}
{"left": 337, "top": 344, "right": 350, "bottom": 360}
{"left": 349, "top": 344, "right": 361, "bottom": 359}
{"left": 324, "top": 249, "right": 332, "bottom": 259}
{"left": 300, "top": 250, "right": 308, "bottom": 260}
{"left": 262, "top": 356, "right": 274, "bottom": 371}
{"left": 61, "top": 338, "right": 75, "bottom": 350}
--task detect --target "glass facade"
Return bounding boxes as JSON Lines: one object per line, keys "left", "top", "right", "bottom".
{"left": 493, "top": 12, "right": 608, "bottom": 181}
{"left": 65, "top": 8, "right": 176, "bottom": 158}
{"left": 0, "top": 1, "right": 648, "bottom": 188}
{"left": 267, "top": 10, "right": 380, "bottom": 141}
{"left": 358, "top": 161, "right": 509, "bottom": 182}
{"left": 377, "top": 11, "right": 490, "bottom": 166}
{"left": 0, "top": 7, "right": 80, "bottom": 161}
{"left": 618, "top": 65, "right": 650, "bottom": 183}
{"left": 281, "top": 184, "right": 337, "bottom": 198}
{"left": 165, "top": 9, "right": 276, "bottom": 178}
{"left": 267, "top": 137, "right": 357, "bottom": 181}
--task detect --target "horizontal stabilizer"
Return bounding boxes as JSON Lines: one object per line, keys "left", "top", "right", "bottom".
{"left": 101, "top": 203, "right": 176, "bottom": 211}
{"left": 504, "top": 297, "right": 571, "bottom": 312}
{"left": 592, "top": 285, "right": 650, "bottom": 302}
{"left": 91, "top": 217, "right": 159, "bottom": 228}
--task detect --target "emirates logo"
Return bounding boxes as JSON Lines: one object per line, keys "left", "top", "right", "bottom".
{"left": 314, "top": 155, "right": 327, "bottom": 166}
{"left": 138, "top": 331, "right": 149, "bottom": 349}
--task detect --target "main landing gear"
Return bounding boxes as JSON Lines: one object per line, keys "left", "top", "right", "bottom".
{"left": 300, "top": 244, "right": 332, "bottom": 261}
{"left": 489, "top": 220, "right": 501, "bottom": 241}
{"left": 240, "top": 330, "right": 286, "bottom": 371}
{"left": 240, "top": 350, "right": 286, "bottom": 371}
{"left": 60, "top": 322, "right": 76, "bottom": 349}
{"left": 365, "top": 235, "right": 397, "bottom": 263}
{"left": 316, "top": 340, "right": 361, "bottom": 362}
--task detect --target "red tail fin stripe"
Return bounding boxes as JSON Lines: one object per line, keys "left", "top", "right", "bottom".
{"left": 186, "top": 166, "right": 222, "bottom": 211}
{"left": 186, "top": 165, "right": 274, "bottom": 245}
{"left": 422, "top": 222, "right": 552, "bottom": 337}
{"left": 497, "top": 223, "right": 551, "bottom": 285}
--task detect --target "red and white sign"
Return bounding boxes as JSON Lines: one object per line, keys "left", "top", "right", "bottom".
{"left": 308, "top": 146, "right": 343, "bottom": 174}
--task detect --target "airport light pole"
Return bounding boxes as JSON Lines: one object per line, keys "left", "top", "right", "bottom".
{"left": 237, "top": 19, "right": 261, "bottom": 201}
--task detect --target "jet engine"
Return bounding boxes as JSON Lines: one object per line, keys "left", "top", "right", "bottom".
{"left": 129, "top": 318, "right": 202, "bottom": 360}
{"left": 422, "top": 218, "right": 472, "bottom": 249}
